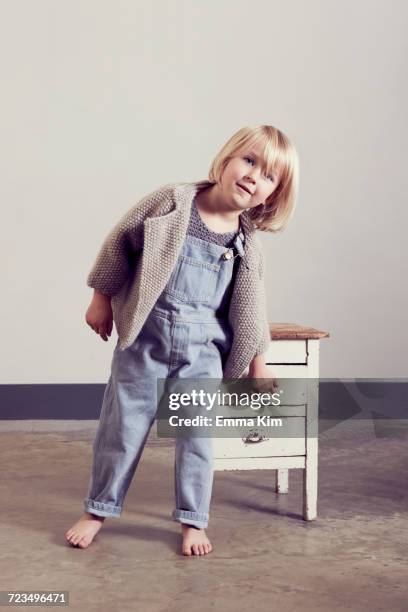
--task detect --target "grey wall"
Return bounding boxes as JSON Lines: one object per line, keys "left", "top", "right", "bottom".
{"left": 1, "top": 0, "right": 407, "bottom": 383}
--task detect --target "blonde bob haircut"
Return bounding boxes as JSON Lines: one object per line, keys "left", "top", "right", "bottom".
{"left": 208, "top": 125, "right": 299, "bottom": 232}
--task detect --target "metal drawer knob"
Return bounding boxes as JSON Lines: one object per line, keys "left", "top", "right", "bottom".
{"left": 242, "top": 428, "right": 269, "bottom": 444}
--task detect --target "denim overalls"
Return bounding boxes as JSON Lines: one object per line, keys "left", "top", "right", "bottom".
{"left": 84, "top": 228, "right": 245, "bottom": 529}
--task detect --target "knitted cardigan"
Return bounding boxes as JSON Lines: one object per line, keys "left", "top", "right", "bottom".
{"left": 86, "top": 180, "right": 271, "bottom": 379}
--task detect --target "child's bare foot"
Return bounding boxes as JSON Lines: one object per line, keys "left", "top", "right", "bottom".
{"left": 65, "top": 512, "right": 105, "bottom": 549}
{"left": 181, "top": 523, "right": 213, "bottom": 556}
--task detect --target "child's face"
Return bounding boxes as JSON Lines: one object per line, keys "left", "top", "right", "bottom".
{"left": 219, "top": 142, "right": 280, "bottom": 211}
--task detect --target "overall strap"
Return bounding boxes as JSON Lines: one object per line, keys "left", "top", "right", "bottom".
{"left": 221, "top": 228, "right": 245, "bottom": 261}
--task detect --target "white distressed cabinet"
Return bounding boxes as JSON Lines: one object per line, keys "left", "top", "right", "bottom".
{"left": 213, "top": 323, "right": 329, "bottom": 521}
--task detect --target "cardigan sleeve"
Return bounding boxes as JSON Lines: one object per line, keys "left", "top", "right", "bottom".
{"left": 86, "top": 185, "right": 173, "bottom": 297}
{"left": 253, "top": 248, "right": 271, "bottom": 357}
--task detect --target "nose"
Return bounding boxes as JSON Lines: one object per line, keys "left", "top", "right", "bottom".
{"left": 244, "top": 170, "right": 258, "bottom": 184}
{"left": 244, "top": 167, "right": 261, "bottom": 182}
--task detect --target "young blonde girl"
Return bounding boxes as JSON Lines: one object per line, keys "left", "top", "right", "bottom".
{"left": 65, "top": 124, "right": 299, "bottom": 556}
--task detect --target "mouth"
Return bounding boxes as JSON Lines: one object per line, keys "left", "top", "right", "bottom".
{"left": 237, "top": 183, "right": 252, "bottom": 195}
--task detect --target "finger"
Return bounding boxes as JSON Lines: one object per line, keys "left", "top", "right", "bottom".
{"left": 99, "top": 326, "right": 108, "bottom": 342}
{"left": 258, "top": 380, "right": 271, "bottom": 391}
{"left": 256, "top": 382, "right": 274, "bottom": 394}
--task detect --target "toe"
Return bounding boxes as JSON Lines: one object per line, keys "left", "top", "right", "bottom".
{"left": 198, "top": 544, "right": 205, "bottom": 555}
{"left": 182, "top": 546, "right": 192, "bottom": 556}
{"left": 192, "top": 544, "right": 200, "bottom": 555}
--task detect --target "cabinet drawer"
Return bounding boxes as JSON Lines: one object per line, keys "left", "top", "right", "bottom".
{"left": 218, "top": 404, "right": 306, "bottom": 418}
{"left": 265, "top": 340, "right": 307, "bottom": 364}
{"left": 265, "top": 364, "right": 308, "bottom": 378}
{"left": 220, "top": 370, "right": 307, "bottom": 415}
{"left": 213, "top": 416, "right": 306, "bottom": 458}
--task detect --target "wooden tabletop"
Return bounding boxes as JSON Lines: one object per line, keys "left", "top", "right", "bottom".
{"left": 268, "top": 322, "right": 330, "bottom": 340}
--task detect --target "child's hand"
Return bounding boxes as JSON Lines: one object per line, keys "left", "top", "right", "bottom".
{"left": 85, "top": 291, "right": 113, "bottom": 342}
{"left": 248, "top": 356, "right": 279, "bottom": 393}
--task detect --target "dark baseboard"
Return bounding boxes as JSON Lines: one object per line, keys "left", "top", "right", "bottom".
{"left": 0, "top": 380, "right": 406, "bottom": 423}
{"left": 0, "top": 385, "right": 105, "bottom": 419}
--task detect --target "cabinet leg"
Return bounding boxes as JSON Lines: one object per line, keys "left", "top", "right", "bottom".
{"left": 275, "top": 468, "right": 289, "bottom": 493}
{"left": 303, "top": 465, "right": 317, "bottom": 520}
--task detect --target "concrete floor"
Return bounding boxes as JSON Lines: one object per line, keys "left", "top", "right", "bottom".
{"left": 0, "top": 419, "right": 407, "bottom": 612}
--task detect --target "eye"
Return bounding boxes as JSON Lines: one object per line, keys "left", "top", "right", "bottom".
{"left": 243, "top": 156, "right": 254, "bottom": 165}
{"left": 263, "top": 168, "right": 275, "bottom": 181}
